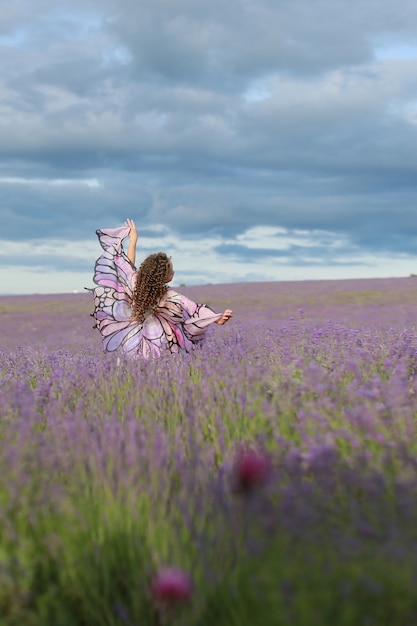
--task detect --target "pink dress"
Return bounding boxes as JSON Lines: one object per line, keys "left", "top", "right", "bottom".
{"left": 89, "top": 226, "right": 223, "bottom": 358}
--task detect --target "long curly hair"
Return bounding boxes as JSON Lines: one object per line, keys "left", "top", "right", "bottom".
{"left": 130, "top": 252, "right": 172, "bottom": 322}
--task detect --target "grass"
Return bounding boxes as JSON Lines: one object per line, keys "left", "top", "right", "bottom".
{"left": 2, "top": 277, "right": 417, "bottom": 624}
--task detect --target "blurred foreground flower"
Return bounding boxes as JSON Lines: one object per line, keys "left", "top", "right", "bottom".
{"left": 151, "top": 567, "right": 193, "bottom": 604}
{"left": 234, "top": 448, "right": 271, "bottom": 494}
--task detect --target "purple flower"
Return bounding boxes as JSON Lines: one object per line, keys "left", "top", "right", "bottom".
{"left": 151, "top": 567, "right": 193, "bottom": 604}
{"left": 234, "top": 448, "right": 271, "bottom": 493}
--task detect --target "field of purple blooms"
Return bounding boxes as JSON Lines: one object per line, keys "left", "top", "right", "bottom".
{"left": 2, "top": 277, "right": 417, "bottom": 625}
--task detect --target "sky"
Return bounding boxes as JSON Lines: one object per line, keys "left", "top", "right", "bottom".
{"left": 1, "top": 0, "right": 417, "bottom": 294}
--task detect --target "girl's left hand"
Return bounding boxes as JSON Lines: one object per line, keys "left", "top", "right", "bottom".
{"left": 125, "top": 218, "right": 138, "bottom": 242}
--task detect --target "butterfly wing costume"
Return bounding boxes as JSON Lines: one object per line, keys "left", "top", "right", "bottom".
{"left": 89, "top": 226, "right": 223, "bottom": 358}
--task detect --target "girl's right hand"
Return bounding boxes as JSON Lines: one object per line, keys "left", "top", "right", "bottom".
{"left": 216, "top": 309, "right": 233, "bottom": 325}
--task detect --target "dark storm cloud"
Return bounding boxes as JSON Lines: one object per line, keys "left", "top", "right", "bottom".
{"left": 214, "top": 239, "right": 366, "bottom": 266}
{"left": 1, "top": 0, "right": 417, "bottom": 285}
{"left": 0, "top": 254, "right": 92, "bottom": 272}
{"left": 107, "top": 0, "right": 417, "bottom": 82}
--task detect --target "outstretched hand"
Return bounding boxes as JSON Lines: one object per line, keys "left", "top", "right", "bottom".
{"left": 125, "top": 218, "right": 138, "bottom": 243}
{"left": 216, "top": 309, "right": 233, "bottom": 325}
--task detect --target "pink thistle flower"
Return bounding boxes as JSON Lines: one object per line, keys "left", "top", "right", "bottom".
{"left": 151, "top": 567, "right": 193, "bottom": 604}
{"left": 234, "top": 448, "right": 271, "bottom": 493}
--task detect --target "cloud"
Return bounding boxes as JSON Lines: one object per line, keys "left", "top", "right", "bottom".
{"left": 1, "top": 0, "right": 417, "bottom": 293}
{"left": 0, "top": 177, "right": 101, "bottom": 187}
{"left": 107, "top": 0, "right": 417, "bottom": 83}
{"left": 1, "top": 223, "right": 416, "bottom": 296}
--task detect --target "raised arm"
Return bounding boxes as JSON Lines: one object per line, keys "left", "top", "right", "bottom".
{"left": 125, "top": 218, "right": 138, "bottom": 266}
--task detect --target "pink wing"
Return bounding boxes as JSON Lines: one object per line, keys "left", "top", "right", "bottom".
{"left": 93, "top": 227, "right": 136, "bottom": 296}
{"left": 89, "top": 226, "right": 140, "bottom": 352}
{"left": 170, "top": 291, "right": 222, "bottom": 343}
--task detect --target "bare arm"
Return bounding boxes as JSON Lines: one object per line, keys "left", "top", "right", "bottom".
{"left": 125, "top": 218, "right": 138, "bottom": 266}
{"left": 215, "top": 309, "right": 233, "bottom": 325}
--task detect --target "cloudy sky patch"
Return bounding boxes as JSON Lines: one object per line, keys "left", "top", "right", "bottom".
{"left": 1, "top": 0, "right": 417, "bottom": 293}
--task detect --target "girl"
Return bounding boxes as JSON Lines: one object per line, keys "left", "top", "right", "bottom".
{"left": 90, "top": 219, "right": 233, "bottom": 359}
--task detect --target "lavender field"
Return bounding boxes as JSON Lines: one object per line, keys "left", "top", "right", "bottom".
{"left": 2, "top": 277, "right": 417, "bottom": 625}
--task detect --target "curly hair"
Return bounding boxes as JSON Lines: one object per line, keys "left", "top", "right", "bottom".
{"left": 130, "top": 252, "right": 172, "bottom": 322}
